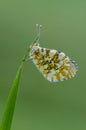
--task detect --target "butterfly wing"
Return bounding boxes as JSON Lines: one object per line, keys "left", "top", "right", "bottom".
{"left": 30, "top": 44, "right": 77, "bottom": 82}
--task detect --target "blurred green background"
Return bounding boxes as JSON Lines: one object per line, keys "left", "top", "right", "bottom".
{"left": 0, "top": 0, "right": 86, "bottom": 130}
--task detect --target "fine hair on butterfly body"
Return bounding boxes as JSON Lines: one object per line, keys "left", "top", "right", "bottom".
{"left": 29, "top": 24, "right": 78, "bottom": 82}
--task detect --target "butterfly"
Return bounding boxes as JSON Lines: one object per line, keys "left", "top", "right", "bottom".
{"left": 29, "top": 24, "right": 78, "bottom": 82}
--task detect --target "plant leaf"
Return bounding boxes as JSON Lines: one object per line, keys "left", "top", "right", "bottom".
{"left": 0, "top": 35, "right": 37, "bottom": 130}
{"left": 0, "top": 63, "right": 23, "bottom": 130}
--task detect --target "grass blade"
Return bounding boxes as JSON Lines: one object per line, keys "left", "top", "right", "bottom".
{"left": 0, "top": 63, "right": 23, "bottom": 130}
{"left": 0, "top": 34, "right": 37, "bottom": 130}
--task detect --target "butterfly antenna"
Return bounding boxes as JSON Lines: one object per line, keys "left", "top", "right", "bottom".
{"left": 36, "top": 24, "right": 42, "bottom": 42}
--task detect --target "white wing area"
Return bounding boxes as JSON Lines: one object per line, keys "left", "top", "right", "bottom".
{"left": 29, "top": 43, "right": 78, "bottom": 82}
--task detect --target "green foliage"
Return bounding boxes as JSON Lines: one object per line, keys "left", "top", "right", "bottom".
{"left": 0, "top": 63, "right": 23, "bottom": 130}
{"left": 0, "top": 35, "right": 37, "bottom": 130}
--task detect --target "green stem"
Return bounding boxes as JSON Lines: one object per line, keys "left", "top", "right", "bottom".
{"left": 0, "top": 36, "right": 37, "bottom": 130}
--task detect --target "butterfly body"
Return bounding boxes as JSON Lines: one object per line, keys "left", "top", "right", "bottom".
{"left": 29, "top": 42, "right": 77, "bottom": 82}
